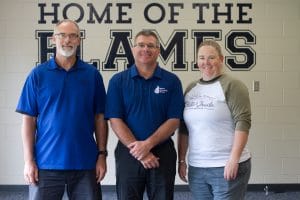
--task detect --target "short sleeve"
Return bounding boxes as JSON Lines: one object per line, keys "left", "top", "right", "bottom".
{"left": 105, "top": 74, "right": 124, "bottom": 119}
{"left": 167, "top": 75, "right": 184, "bottom": 119}
{"left": 94, "top": 70, "right": 106, "bottom": 114}
{"left": 16, "top": 70, "right": 38, "bottom": 117}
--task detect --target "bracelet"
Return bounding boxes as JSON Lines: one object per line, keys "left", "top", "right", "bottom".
{"left": 178, "top": 160, "right": 186, "bottom": 164}
{"left": 98, "top": 150, "right": 108, "bottom": 157}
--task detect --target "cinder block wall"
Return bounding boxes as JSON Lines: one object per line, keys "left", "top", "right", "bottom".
{"left": 0, "top": 0, "right": 299, "bottom": 185}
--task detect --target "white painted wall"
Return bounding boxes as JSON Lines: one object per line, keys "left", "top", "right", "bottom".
{"left": 0, "top": 0, "right": 299, "bottom": 185}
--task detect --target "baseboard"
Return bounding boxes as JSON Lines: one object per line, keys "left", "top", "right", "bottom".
{"left": 0, "top": 185, "right": 27, "bottom": 192}
{"left": 175, "top": 184, "right": 300, "bottom": 193}
{"left": 247, "top": 184, "right": 300, "bottom": 193}
{"left": 0, "top": 184, "right": 299, "bottom": 193}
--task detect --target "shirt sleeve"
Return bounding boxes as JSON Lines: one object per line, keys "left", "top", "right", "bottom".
{"left": 222, "top": 75, "right": 251, "bottom": 132}
{"left": 16, "top": 70, "right": 38, "bottom": 117}
{"left": 94, "top": 70, "right": 106, "bottom": 114}
{"left": 104, "top": 74, "right": 124, "bottom": 120}
{"left": 167, "top": 75, "right": 184, "bottom": 120}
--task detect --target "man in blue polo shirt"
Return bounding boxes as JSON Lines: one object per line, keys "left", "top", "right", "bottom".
{"left": 16, "top": 19, "right": 107, "bottom": 200}
{"left": 105, "top": 30, "right": 184, "bottom": 200}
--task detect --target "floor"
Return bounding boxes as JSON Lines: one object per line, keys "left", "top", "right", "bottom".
{"left": 0, "top": 188, "right": 300, "bottom": 200}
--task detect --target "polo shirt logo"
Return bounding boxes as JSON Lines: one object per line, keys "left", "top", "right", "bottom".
{"left": 154, "top": 86, "right": 168, "bottom": 94}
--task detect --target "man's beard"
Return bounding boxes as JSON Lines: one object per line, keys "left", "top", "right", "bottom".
{"left": 57, "top": 46, "right": 77, "bottom": 58}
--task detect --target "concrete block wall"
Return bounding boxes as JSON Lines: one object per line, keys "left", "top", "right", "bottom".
{"left": 0, "top": 0, "right": 299, "bottom": 185}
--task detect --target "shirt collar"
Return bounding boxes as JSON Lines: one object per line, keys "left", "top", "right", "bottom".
{"left": 130, "top": 64, "right": 162, "bottom": 79}
{"left": 199, "top": 74, "right": 223, "bottom": 84}
{"left": 48, "top": 56, "right": 83, "bottom": 70}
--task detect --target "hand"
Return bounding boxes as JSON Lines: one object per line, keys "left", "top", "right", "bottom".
{"left": 224, "top": 160, "right": 239, "bottom": 181}
{"left": 178, "top": 162, "right": 188, "bottom": 183}
{"left": 140, "top": 153, "right": 159, "bottom": 169}
{"left": 24, "top": 160, "right": 38, "bottom": 185}
{"left": 96, "top": 156, "right": 107, "bottom": 183}
{"left": 128, "top": 141, "right": 151, "bottom": 161}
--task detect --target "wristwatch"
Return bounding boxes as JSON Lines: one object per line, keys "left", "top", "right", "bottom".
{"left": 98, "top": 150, "right": 108, "bottom": 157}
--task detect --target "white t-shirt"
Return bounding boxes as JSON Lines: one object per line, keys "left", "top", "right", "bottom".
{"left": 183, "top": 74, "right": 251, "bottom": 167}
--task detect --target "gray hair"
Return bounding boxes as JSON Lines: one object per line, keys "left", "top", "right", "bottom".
{"left": 53, "top": 19, "right": 80, "bottom": 35}
{"left": 134, "top": 30, "right": 160, "bottom": 48}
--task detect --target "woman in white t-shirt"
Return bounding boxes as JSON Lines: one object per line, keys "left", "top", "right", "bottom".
{"left": 178, "top": 40, "right": 251, "bottom": 200}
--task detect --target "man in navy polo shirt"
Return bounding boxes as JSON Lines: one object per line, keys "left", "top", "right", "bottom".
{"left": 105, "top": 30, "right": 184, "bottom": 200}
{"left": 16, "top": 19, "right": 108, "bottom": 200}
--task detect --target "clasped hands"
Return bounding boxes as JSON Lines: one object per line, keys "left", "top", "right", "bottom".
{"left": 127, "top": 141, "right": 159, "bottom": 169}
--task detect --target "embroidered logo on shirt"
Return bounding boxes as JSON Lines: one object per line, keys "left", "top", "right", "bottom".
{"left": 154, "top": 86, "right": 168, "bottom": 94}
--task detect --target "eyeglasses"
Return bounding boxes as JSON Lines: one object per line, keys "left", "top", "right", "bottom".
{"left": 134, "top": 43, "right": 159, "bottom": 50}
{"left": 55, "top": 33, "right": 79, "bottom": 40}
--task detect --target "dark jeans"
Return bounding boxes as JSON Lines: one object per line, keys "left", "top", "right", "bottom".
{"left": 115, "top": 140, "right": 176, "bottom": 200}
{"left": 29, "top": 170, "right": 102, "bottom": 200}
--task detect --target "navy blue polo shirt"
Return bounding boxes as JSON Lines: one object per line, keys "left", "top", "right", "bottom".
{"left": 105, "top": 65, "right": 184, "bottom": 140}
{"left": 16, "top": 57, "right": 106, "bottom": 170}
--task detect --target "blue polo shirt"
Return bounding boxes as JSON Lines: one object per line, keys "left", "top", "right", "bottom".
{"left": 105, "top": 64, "right": 184, "bottom": 140}
{"left": 16, "top": 57, "right": 106, "bottom": 170}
